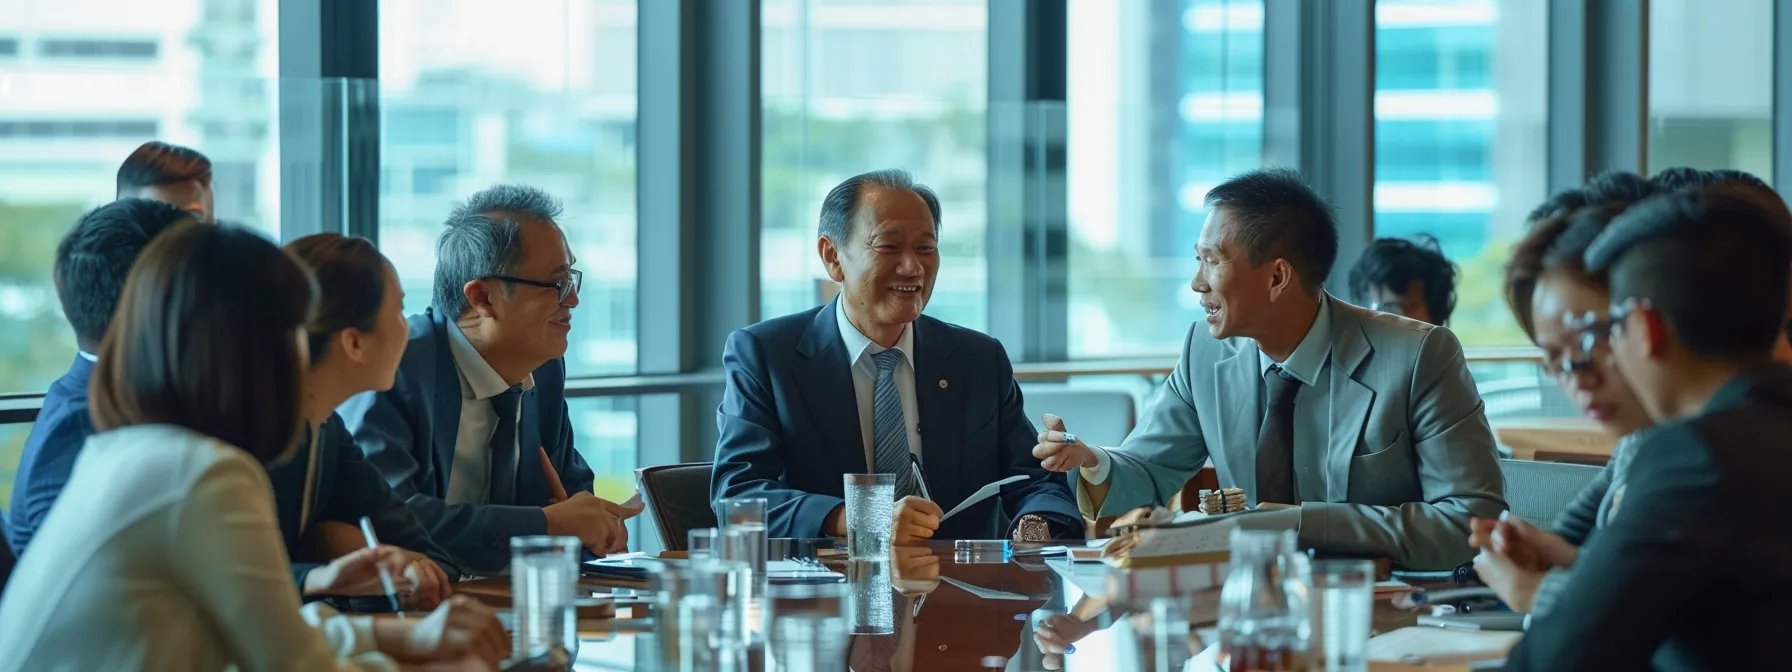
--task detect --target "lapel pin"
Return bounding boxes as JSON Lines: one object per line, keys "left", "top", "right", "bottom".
{"left": 938, "top": 379, "right": 949, "bottom": 389}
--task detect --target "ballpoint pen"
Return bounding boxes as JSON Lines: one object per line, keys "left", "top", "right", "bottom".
{"left": 358, "top": 516, "right": 404, "bottom": 617}
{"left": 908, "top": 453, "right": 932, "bottom": 501}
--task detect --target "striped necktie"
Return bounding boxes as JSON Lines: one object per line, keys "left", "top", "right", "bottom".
{"left": 871, "top": 349, "right": 920, "bottom": 498}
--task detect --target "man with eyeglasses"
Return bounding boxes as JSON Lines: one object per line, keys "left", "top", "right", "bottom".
{"left": 1498, "top": 188, "right": 1792, "bottom": 671}
{"left": 340, "top": 185, "right": 637, "bottom": 575}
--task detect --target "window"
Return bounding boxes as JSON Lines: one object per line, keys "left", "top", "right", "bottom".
{"left": 760, "top": 0, "right": 990, "bottom": 332}
{"left": 0, "top": 119, "right": 158, "bottom": 138}
{"left": 1647, "top": 0, "right": 1773, "bottom": 180}
{"left": 1065, "top": 0, "right": 1264, "bottom": 357}
{"left": 0, "top": 38, "right": 19, "bottom": 57}
{"left": 1372, "top": 0, "right": 1547, "bottom": 347}
{"left": 37, "top": 38, "right": 159, "bottom": 60}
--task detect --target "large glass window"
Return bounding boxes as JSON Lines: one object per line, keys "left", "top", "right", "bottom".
{"left": 1065, "top": 0, "right": 1264, "bottom": 357}
{"left": 1372, "top": 0, "right": 1546, "bottom": 347}
{"left": 1647, "top": 0, "right": 1773, "bottom": 180}
{"left": 760, "top": 0, "right": 989, "bottom": 331}
{"left": 379, "top": 0, "right": 639, "bottom": 483}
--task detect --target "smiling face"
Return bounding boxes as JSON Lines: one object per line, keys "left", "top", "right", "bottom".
{"left": 1530, "top": 269, "right": 1651, "bottom": 436}
{"left": 1191, "top": 207, "right": 1280, "bottom": 340}
{"left": 820, "top": 186, "right": 940, "bottom": 337}
{"left": 486, "top": 217, "right": 579, "bottom": 363}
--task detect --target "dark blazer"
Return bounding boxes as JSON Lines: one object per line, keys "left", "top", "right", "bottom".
{"left": 265, "top": 413, "right": 462, "bottom": 584}
{"left": 1505, "top": 364, "right": 1792, "bottom": 672}
{"left": 710, "top": 300, "right": 1081, "bottom": 540}
{"left": 7, "top": 356, "right": 94, "bottom": 555}
{"left": 337, "top": 309, "right": 595, "bottom": 575}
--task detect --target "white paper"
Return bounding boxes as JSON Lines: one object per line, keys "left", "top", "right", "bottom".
{"left": 938, "top": 474, "right": 1031, "bottom": 522}
{"left": 941, "top": 576, "right": 1027, "bottom": 600}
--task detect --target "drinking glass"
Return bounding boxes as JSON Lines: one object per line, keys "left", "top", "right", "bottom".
{"left": 845, "top": 559, "right": 895, "bottom": 635}
{"left": 768, "top": 582, "right": 850, "bottom": 672}
{"left": 843, "top": 473, "right": 895, "bottom": 560}
{"left": 689, "top": 527, "right": 719, "bottom": 561}
{"left": 1309, "top": 560, "right": 1374, "bottom": 672}
{"left": 1217, "top": 529, "right": 1311, "bottom": 672}
{"left": 510, "top": 536, "right": 580, "bottom": 669}
{"left": 650, "top": 558, "right": 753, "bottom": 671}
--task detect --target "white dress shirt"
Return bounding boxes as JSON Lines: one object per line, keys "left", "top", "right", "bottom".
{"left": 1082, "top": 296, "right": 1335, "bottom": 484}
{"left": 836, "top": 303, "right": 923, "bottom": 471}
{"left": 0, "top": 424, "right": 394, "bottom": 671}
{"left": 443, "top": 321, "right": 531, "bottom": 506}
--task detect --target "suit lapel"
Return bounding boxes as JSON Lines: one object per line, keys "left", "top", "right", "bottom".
{"left": 797, "top": 301, "right": 870, "bottom": 476}
{"left": 427, "top": 310, "right": 465, "bottom": 490}
{"left": 1212, "top": 347, "right": 1262, "bottom": 495}
{"left": 1325, "top": 304, "right": 1376, "bottom": 502}
{"left": 912, "top": 318, "right": 959, "bottom": 498}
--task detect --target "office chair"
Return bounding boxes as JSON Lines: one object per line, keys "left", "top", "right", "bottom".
{"left": 635, "top": 462, "right": 719, "bottom": 551}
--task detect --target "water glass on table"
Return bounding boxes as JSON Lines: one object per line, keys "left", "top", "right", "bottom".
{"left": 510, "top": 536, "right": 581, "bottom": 669}
{"left": 689, "top": 527, "right": 719, "bottom": 561}
{"left": 843, "top": 473, "right": 895, "bottom": 560}
{"left": 1309, "top": 559, "right": 1374, "bottom": 672}
{"left": 650, "top": 558, "right": 754, "bottom": 670}
{"left": 768, "top": 582, "right": 850, "bottom": 672}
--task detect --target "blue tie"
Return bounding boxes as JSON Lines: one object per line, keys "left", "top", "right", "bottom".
{"left": 488, "top": 385, "right": 524, "bottom": 505}
{"left": 871, "top": 349, "right": 920, "bottom": 498}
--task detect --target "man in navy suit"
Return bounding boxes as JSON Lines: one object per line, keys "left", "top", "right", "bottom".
{"left": 339, "top": 185, "right": 635, "bottom": 575}
{"left": 711, "top": 169, "right": 1082, "bottom": 542}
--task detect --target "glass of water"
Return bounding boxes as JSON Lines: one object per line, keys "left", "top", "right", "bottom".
{"left": 769, "top": 582, "right": 850, "bottom": 672}
{"left": 1310, "top": 559, "right": 1374, "bottom": 672}
{"left": 689, "top": 527, "right": 719, "bottom": 560}
{"left": 843, "top": 473, "right": 895, "bottom": 560}
{"left": 510, "top": 536, "right": 580, "bottom": 668}
{"left": 650, "top": 558, "right": 753, "bottom": 670}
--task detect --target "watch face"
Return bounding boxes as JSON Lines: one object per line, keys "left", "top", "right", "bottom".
{"left": 1014, "top": 514, "right": 1051, "bottom": 543}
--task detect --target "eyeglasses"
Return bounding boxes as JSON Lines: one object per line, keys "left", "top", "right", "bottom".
{"left": 482, "top": 268, "right": 582, "bottom": 304}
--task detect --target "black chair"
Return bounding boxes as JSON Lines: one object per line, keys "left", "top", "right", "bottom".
{"left": 635, "top": 462, "right": 718, "bottom": 551}
{"left": 1498, "top": 458, "right": 1604, "bottom": 528}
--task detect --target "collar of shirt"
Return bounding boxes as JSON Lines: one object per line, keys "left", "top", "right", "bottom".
{"left": 78, "top": 350, "right": 98, "bottom": 363}
{"left": 1257, "top": 293, "right": 1333, "bottom": 386}
{"left": 834, "top": 300, "right": 917, "bottom": 373}
{"left": 445, "top": 320, "right": 534, "bottom": 400}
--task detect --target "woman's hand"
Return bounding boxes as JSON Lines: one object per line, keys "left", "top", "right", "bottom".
{"left": 383, "top": 595, "right": 510, "bottom": 666}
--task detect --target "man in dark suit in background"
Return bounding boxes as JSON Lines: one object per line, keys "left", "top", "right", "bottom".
{"left": 711, "top": 169, "right": 1081, "bottom": 543}
{"left": 340, "top": 185, "right": 635, "bottom": 575}
{"left": 1498, "top": 188, "right": 1792, "bottom": 671}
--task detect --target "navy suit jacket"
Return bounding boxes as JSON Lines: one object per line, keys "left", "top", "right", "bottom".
{"left": 7, "top": 356, "right": 92, "bottom": 555}
{"left": 338, "top": 309, "right": 596, "bottom": 575}
{"left": 710, "top": 301, "right": 1081, "bottom": 540}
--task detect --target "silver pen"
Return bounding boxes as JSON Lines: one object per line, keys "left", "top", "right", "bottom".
{"left": 357, "top": 516, "right": 404, "bottom": 617}
{"left": 908, "top": 453, "right": 933, "bottom": 501}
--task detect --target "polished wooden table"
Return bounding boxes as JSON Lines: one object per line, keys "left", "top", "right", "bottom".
{"left": 526, "top": 541, "right": 1447, "bottom": 671}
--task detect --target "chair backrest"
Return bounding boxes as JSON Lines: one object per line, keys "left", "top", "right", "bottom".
{"left": 1498, "top": 458, "right": 1604, "bottom": 528}
{"left": 1020, "top": 385, "right": 1138, "bottom": 448}
{"left": 635, "top": 462, "right": 719, "bottom": 551}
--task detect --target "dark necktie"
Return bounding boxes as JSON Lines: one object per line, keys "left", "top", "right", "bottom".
{"left": 1255, "top": 365, "right": 1301, "bottom": 505}
{"left": 488, "top": 385, "right": 524, "bottom": 505}
{"left": 871, "top": 350, "right": 920, "bottom": 498}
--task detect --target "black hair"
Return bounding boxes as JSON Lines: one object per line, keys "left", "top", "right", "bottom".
{"left": 433, "top": 184, "right": 563, "bottom": 319}
{"left": 54, "top": 199, "right": 199, "bottom": 348}
{"left": 115, "top": 141, "right": 212, "bottom": 196}
{"left": 1348, "top": 234, "right": 1458, "bottom": 324}
{"left": 1203, "top": 167, "right": 1339, "bottom": 289}
{"left": 817, "top": 169, "right": 942, "bottom": 245}
{"left": 1505, "top": 204, "right": 1631, "bottom": 340}
{"left": 285, "top": 234, "right": 392, "bottom": 366}
{"left": 1585, "top": 189, "right": 1792, "bottom": 361}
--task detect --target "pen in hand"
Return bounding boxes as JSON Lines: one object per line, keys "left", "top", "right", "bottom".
{"left": 358, "top": 516, "right": 403, "bottom": 618}
{"left": 908, "top": 453, "right": 933, "bottom": 501}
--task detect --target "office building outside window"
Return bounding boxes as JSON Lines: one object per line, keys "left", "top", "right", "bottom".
{"left": 1647, "top": 0, "right": 1773, "bottom": 181}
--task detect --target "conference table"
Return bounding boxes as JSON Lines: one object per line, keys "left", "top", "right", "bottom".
{"left": 456, "top": 541, "right": 1489, "bottom": 671}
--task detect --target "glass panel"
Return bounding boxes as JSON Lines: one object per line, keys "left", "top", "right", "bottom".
{"left": 1065, "top": 0, "right": 1265, "bottom": 357}
{"left": 1371, "top": 0, "right": 1547, "bottom": 347}
{"left": 569, "top": 395, "right": 641, "bottom": 504}
{"left": 1647, "top": 0, "right": 1774, "bottom": 180}
{"left": 378, "top": 0, "right": 639, "bottom": 377}
{"left": 760, "top": 0, "right": 989, "bottom": 331}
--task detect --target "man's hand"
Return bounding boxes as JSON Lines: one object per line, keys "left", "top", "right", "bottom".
{"left": 1033, "top": 414, "right": 1099, "bottom": 473}
{"left": 398, "top": 550, "right": 453, "bottom": 610}
{"left": 1469, "top": 513, "right": 1577, "bottom": 571}
{"left": 383, "top": 595, "right": 510, "bottom": 665}
{"left": 1472, "top": 548, "right": 1546, "bottom": 613}
{"left": 891, "top": 545, "right": 941, "bottom": 596}
{"left": 544, "top": 491, "right": 640, "bottom": 556}
{"left": 303, "top": 545, "right": 412, "bottom": 597}
{"left": 892, "top": 496, "right": 942, "bottom": 546}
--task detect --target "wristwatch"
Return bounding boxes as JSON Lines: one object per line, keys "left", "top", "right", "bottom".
{"left": 1012, "top": 514, "right": 1052, "bottom": 543}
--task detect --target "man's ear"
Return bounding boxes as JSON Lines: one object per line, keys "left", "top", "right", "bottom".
{"left": 1266, "top": 259, "right": 1296, "bottom": 301}
{"left": 463, "top": 279, "right": 497, "bottom": 318}
{"left": 819, "top": 236, "right": 847, "bottom": 284}
{"left": 1640, "top": 306, "right": 1672, "bottom": 360}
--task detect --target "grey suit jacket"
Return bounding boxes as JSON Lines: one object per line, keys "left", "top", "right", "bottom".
{"left": 1074, "top": 297, "right": 1505, "bottom": 570}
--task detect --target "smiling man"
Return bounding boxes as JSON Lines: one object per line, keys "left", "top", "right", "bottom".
{"left": 1032, "top": 168, "right": 1504, "bottom": 570}
{"left": 712, "top": 169, "right": 1081, "bottom": 544}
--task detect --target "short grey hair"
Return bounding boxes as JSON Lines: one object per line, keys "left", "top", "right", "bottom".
{"left": 817, "top": 169, "right": 942, "bottom": 244}
{"left": 433, "top": 184, "right": 565, "bottom": 318}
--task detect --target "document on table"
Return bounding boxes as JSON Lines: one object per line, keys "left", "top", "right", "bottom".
{"left": 939, "top": 475, "right": 1031, "bottom": 522}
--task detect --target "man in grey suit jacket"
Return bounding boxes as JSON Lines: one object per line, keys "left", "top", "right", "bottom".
{"left": 1035, "top": 168, "right": 1505, "bottom": 570}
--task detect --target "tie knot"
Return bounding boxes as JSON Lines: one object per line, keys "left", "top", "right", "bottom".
{"left": 871, "top": 348, "right": 903, "bottom": 373}
{"left": 1264, "top": 365, "right": 1300, "bottom": 402}
{"left": 490, "top": 385, "right": 524, "bottom": 412}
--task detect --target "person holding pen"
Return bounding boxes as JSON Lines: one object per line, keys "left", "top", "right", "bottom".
{"left": 710, "top": 169, "right": 1082, "bottom": 544}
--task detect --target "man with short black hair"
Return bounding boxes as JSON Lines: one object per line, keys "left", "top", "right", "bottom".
{"left": 1500, "top": 188, "right": 1792, "bottom": 671}
{"left": 7, "top": 199, "right": 197, "bottom": 554}
{"left": 711, "top": 169, "right": 1081, "bottom": 544}
{"left": 1034, "top": 168, "right": 1504, "bottom": 569}
{"left": 340, "top": 184, "right": 633, "bottom": 575}
{"left": 1348, "top": 234, "right": 1457, "bottom": 325}
{"left": 116, "top": 141, "right": 215, "bottom": 223}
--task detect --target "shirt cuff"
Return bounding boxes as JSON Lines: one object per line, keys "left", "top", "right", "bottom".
{"left": 1079, "top": 446, "right": 1113, "bottom": 485}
